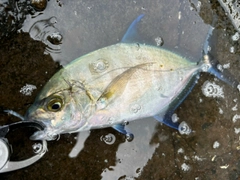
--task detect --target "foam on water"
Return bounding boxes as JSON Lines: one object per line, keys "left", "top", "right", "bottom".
{"left": 213, "top": 141, "right": 220, "bottom": 149}
{"left": 154, "top": 36, "right": 164, "bottom": 46}
{"left": 20, "top": 84, "right": 37, "bottom": 96}
{"left": 181, "top": 163, "right": 190, "bottom": 171}
{"left": 232, "top": 114, "right": 240, "bottom": 123}
{"left": 201, "top": 81, "right": 224, "bottom": 98}
{"left": 178, "top": 121, "right": 191, "bottom": 135}
{"left": 100, "top": 133, "right": 116, "bottom": 145}
{"left": 171, "top": 113, "right": 179, "bottom": 123}
{"left": 232, "top": 32, "right": 239, "bottom": 41}
{"left": 29, "top": 17, "right": 62, "bottom": 54}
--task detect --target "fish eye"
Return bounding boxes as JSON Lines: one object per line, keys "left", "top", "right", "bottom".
{"left": 47, "top": 97, "right": 63, "bottom": 112}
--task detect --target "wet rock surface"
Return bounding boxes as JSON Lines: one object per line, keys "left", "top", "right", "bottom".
{"left": 0, "top": 0, "right": 36, "bottom": 39}
{"left": 1, "top": 0, "right": 240, "bottom": 179}
{"left": 0, "top": 32, "right": 61, "bottom": 117}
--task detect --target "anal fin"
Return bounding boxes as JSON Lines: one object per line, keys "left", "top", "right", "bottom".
{"left": 154, "top": 74, "right": 199, "bottom": 130}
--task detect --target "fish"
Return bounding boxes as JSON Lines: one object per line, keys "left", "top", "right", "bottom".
{"left": 25, "top": 14, "right": 238, "bottom": 141}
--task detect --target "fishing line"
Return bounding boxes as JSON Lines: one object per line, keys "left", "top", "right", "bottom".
{"left": 3, "top": 110, "right": 24, "bottom": 121}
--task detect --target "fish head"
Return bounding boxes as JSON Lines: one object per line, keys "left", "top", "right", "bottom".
{"left": 25, "top": 72, "right": 93, "bottom": 140}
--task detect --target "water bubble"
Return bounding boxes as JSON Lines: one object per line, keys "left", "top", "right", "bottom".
{"left": 177, "top": 148, "right": 184, "bottom": 154}
{"left": 201, "top": 81, "right": 224, "bottom": 98}
{"left": 108, "top": 117, "right": 114, "bottom": 125}
{"left": 213, "top": 141, "right": 220, "bottom": 149}
{"left": 184, "top": 155, "right": 190, "bottom": 160}
{"left": 229, "top": 46, "right": 235, "bottom": 53}
{"left": 47, "top": 132, "right": 59, "bottom": 141}
{"left": 154, "top": 36, "right": 164, "bottom": 46}
{"left": 47, "top": 32, "right": 63, "bottom": 45}
{"left": 100, "top": 133, "right": 116, "bottom": 145}
{"left": 130, "top": 104, "right": 141, "bottom": 113}
{"left": 193, "top": 155, "right": 204, "bottom": 161}
{"left": 171, "top": 113, "right": 179, "bottom": 123}
{"left": 126, "top": 133, "right": 134, "bottom": 142}
{"left": 32, "top": 143, "right": 43, "bottom": 153}
{"left": 201, "top": 64, "right": 210, "bottom": 72}
{"left": 217, "top": 64, "right": 223, "bottom": 72}
{"left": 232, "top": 32, "right": 239, "bottom": 41}
{"left": 181, "top": 163, "right": 190, "bottom": 171}
{"left": 234, "top": 128, "right": 240, "bottom": 134}
{"left": 94, "top": 60, "right": 108, "bottom": 71}
{"left": 89, "top": 59, "right": 109, "bottom": 73}
{"left": 29, "top": 17, "right": 62, "bottom": 54}
{"left": 219, "top": 108, "right": 223, "bottom": 114}
{"left": 178, "top": 121, "right": 191, "bottom": 135}
{"left": 20, "top": 84, "right": 37, "bottom": 96}
{"left": 222, "top": 63, "right": 230, "bottom": 69}
{"left": 232, "top": 104, "right": 238, "bottom": 111}
{"left": 232, "top": 114, "right": 240, "bottom": 123}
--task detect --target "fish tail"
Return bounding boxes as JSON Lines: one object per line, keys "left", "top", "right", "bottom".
{"left": 200, "top": 27, "right": 239, "bottom": 88}
{"left": 200, "top": 54, "right": 239, "bottom": 88}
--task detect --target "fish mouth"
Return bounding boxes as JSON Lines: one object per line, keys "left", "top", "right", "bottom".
{"left": 28, "top": 119, "right": 60, "bottom": 141}
{"left": 25, "top": 109, "right": 58, "bottom": 141}
{"left": 24, "top": 113, "right": 57, "bottom": 141}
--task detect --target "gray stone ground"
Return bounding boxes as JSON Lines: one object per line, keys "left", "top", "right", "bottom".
{"left": 1, "top": 0, "right": 240, "bottom": 179}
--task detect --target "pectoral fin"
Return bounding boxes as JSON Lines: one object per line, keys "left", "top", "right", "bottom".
{"left": 98, "top": 63, "right": 151, "bottom": 103}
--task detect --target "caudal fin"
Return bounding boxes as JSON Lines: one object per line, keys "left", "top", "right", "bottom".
{"left": 201, "top": 54, "right": 239, "bottom": 88}
{"left": 201, "top": 27, "right": 239, "bottom": 89}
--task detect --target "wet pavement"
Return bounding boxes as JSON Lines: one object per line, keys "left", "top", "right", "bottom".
{"left": 1, "top": 0, "right": 240, "bottom": 179}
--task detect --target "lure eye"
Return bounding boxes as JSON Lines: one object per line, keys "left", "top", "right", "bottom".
{"left": 47, "top": 97, "right": 63, "bottom": 112}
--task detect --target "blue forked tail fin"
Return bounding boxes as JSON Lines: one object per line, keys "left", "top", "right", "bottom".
{"left": 201, "top": 27, "right": 239, "bottom": 88}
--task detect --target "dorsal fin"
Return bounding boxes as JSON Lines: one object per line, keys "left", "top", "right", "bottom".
{"left": 121, "top": 14, "right": 145, "bottom": 43}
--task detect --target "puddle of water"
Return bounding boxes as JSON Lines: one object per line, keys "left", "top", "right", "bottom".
{"left": 21, "top": 0, "right": 209, "bottom": 65}
{"left": 1, "top": 0, "right": 240, "bottom": 180}
{"left": 101, "top": 119, "right": 159, "bottom": 179}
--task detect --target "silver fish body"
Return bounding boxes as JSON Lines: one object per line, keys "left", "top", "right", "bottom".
{"left": 26, "top": 42, "right": 208, "bottom": 140}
